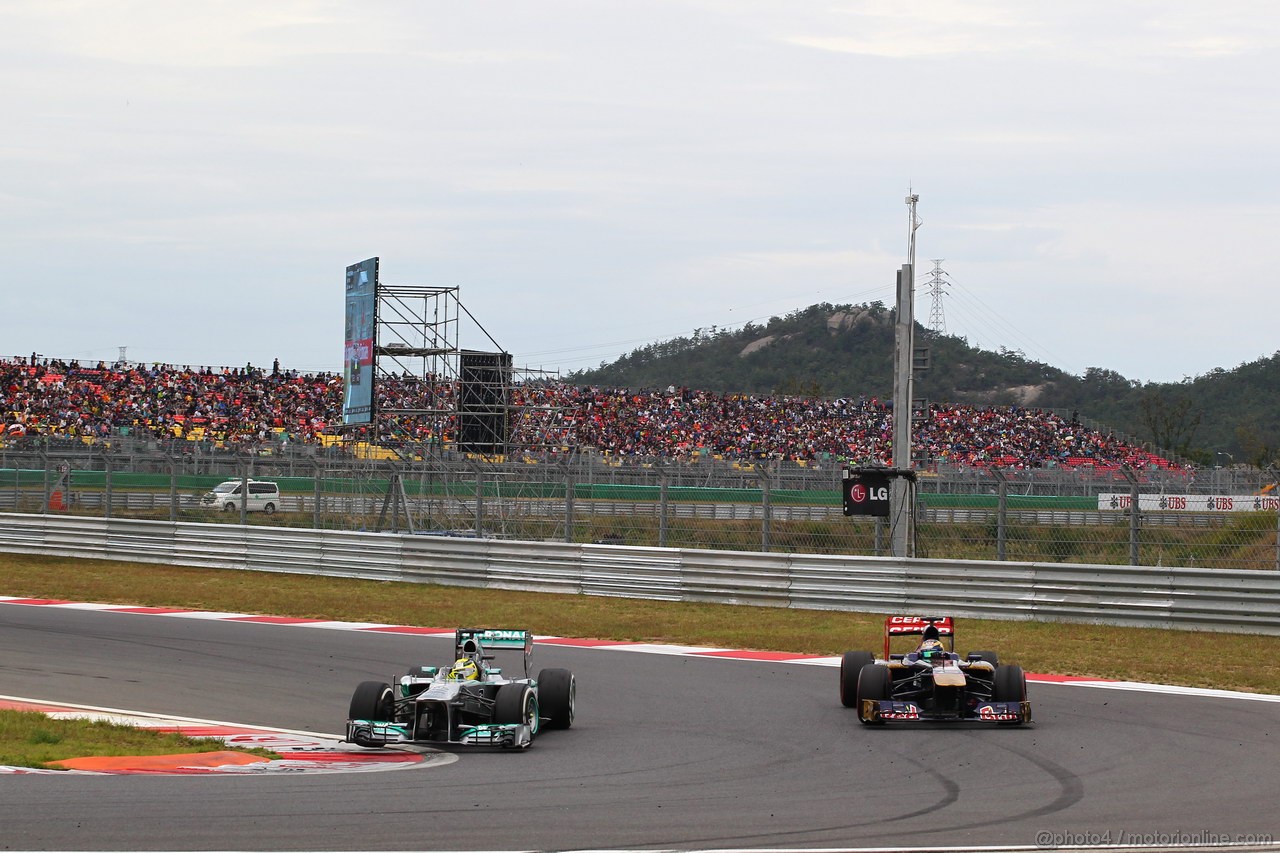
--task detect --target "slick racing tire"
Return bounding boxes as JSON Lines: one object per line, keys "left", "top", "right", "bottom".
{"left": 992, "top": 664, "right": 1028, "bottom": 725}
{"left": 971, "top": 650, "right": 999, "bottom": 666}
{"left": 496, "top": 683, "right": 541, "bottom": 740}
{"left": 537, "top": 668, "right": 575, "bottom": 730}
{"left": 856, "top": 664, "right": 892, "bottom": 726}
{"left": 840, "top": 651, "right": 875, "bottom": 708}
{"left": 349, "top": 680, "right": 394, "bottom": 722}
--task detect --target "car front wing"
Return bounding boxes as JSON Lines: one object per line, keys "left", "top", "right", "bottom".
{"left": 860, "top": 699, "right": 1032, "bottom": 723}
{"left": 346, "top": 719, "right": 533, "bottom": 749}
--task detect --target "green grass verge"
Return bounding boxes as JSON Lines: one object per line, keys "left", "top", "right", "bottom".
{"left": 0, "top": 709, "right": 278, "bottom": 770}
{"left": 3, "top": 553, "right": 1279, "bottom": 695}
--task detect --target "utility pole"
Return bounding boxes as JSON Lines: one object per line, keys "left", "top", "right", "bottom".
{"left": 891, "top": 192, "right": 922, "bottom": 558}
{"left": 925, "top": 260, "right": 950, "bottom": 333}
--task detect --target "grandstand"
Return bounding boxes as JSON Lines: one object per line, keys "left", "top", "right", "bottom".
{"left": 1, "top": 355, "right": 1179, "bottom": 472}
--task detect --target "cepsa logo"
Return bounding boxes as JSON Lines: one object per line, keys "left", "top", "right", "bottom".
{"left": 977, "top": 705, "right": 1021, "bottom": 721}
{"left": 881, "top": 705, "right": 920, "bottom": 720}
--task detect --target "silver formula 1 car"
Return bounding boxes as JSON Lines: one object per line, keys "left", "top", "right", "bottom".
{"left": 346, "top": 628, "right": 575, "bottom": 750}
{"left": 839, "top": 616, "right": 1031, "bottom": 725}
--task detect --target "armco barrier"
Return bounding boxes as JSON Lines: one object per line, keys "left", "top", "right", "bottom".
{"left": 0, "top": 513, "right": 1277, "bottom": 635}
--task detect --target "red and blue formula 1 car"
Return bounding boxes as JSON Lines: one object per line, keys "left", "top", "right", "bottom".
{"left": 346, "top": 628, "right": 575, "bottom": 750}
{"left": 839, "top": 616, "right": 1030, "bottom": 725}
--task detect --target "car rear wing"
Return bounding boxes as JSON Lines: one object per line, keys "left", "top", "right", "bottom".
{"left": 456, "top": 629, "right": 533, "bottom": 676}
{"left": 883, "top": 616, "right": 954, "bottom": 659}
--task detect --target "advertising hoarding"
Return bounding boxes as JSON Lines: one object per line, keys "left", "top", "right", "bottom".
{"left": 342, "top": 258, "right": 378, "bottom": 427}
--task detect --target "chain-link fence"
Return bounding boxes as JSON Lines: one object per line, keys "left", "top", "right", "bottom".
{"left": 2, "top": 436, "right": 1276, "bottom": 569}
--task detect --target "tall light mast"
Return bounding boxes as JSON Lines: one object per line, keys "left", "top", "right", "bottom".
{"left": 891, "top": 192, "right": 922, "bottom": 558}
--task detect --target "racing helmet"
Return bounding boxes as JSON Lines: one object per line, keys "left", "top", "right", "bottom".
{"left": 918, "top": 638, "right": 945, "bottom": 661}
{"left": 448, "top": 657, "right": 479, "bottom": 681}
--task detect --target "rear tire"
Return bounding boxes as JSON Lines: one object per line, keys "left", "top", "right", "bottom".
{"left": 839, "top": 651, "right": 874, "bottom": 708}
{"left": 537, "top": 668, "right": 575, "bottom": 730}
{"left": 972, "top": 650, "right": 999, "bottom": 666}
{"left": 495, "top": 683, "right": 540, "bottom": 739}
{"left": 856, "top": 664, "right": 892, "bottom": 726}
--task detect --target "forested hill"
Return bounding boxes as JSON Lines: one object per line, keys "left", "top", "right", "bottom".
{"left": 563, "top": 302, "right": 1280, "bottom": 468}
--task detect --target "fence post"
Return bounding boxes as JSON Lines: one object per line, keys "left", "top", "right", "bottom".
{"left": 104, "top": 451, "right": 113, "bottom": 519}
{"left": 239, "top": 462, "right": 249, "bottom": 526}
{"left": 564, "top": 463, "right": 575, "bottom": 544}
{"left": 473, "top": 462, "right": 485, "bottom": 539}
{"left": 313, "top": 459, "right": 323, "bottom": 529}
{"left": 1121, "top": 465, "right": 1140, "bottom": 566}
{"left": 992, "top": 467, "right": 1008, "bottom": 561}
{"left": 41, "top": 450, "right": 50, "bottom": 515}
{"left": 756, "top": 463, "right": 772, "bottom": 553}
{"left": 658, "top": 466, "right": 669, "bottom": 548}
{"left": 169, "top": 457, "right": 178, "bottom": 522}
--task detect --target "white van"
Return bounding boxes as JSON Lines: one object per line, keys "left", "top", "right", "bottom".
{"left": 200, "top": 480, "right": 281, "bottom": 514}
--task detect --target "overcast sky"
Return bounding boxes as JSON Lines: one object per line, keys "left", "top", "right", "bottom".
{"left": 3, "top": 1, "right": 1277, "bottom": 384}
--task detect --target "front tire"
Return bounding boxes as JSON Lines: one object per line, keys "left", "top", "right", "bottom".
{"left": 495, "top": 683, "right": 540, "bottom": 740}
{"left": 263, "top": 502, "right": 276, "bottom": 515}
{"left": 349, "top": 680, "right": 393, "bottom": 721}
{"left": 993, "top": 664, "right": 1028, "bottom": 725}
{"left": 348, "top": 680, "right": 394, "bottom": 747}
{"left": 537, "top": 668, "right": 575, "bottom": 730}
{"left": 840, "top": 651, "right": 874, "bottom": 708}
{"left": 856, "top": 664, "right": 892, "bottom": 726}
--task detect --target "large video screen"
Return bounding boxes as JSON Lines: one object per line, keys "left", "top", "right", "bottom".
{"left": 342, "top": 257, "right": 378, "bottom": 427}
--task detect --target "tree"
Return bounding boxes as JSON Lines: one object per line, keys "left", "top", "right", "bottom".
{"left": 1235, "top": 417, "right": 1280, "bottom": 469}
{"left": 1139, "top": 390, "right": 1201, "bottom": 457}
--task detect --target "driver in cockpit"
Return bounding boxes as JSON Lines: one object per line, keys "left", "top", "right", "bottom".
{"left": 446, "top": 655, "right": 481, "bottom": 681}
{"left": 906, "top": 623, "right": 951, "bottom": 664}
{"left": 915, "top": 638, "right": 948, "bottom": 663}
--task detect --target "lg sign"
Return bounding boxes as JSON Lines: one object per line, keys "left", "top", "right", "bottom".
{"left": 842, "top": 471, "right": 891, "bottom": 517}
{"left": 849, "top": 482, "right": 888, "bottom": 504}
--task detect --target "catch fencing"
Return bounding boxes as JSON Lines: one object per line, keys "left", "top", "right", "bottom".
{"left": 1, "top": 441, "right": 1277, "bottom": 569}
{"left": 1, "top": 513, "right": 1277, "bottom": 635}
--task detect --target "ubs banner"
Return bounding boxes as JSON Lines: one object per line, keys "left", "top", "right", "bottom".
{"left": 842, "top": 470, "right": 891, "bottom": 517}
{"left": 1099, "top": 493, "right": 1280, "bottom": 512}
{"left": 343, "top": 258, "right": 378, "bottom": 427}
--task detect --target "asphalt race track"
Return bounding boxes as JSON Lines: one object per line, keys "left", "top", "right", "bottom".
{"left": 2, "top": 602, "right": 1279, "bottom": 851}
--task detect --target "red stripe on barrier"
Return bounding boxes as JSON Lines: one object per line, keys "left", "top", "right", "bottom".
{"left": 3, "top": 598, "right": 74, "bottom": 606}
{"left": 694, "top": 650, "right": 827, "bottom": 661}
{"left": 225, "top": 616, "right": 329, "bottom": 624}
{"left": 360, "top": 626, "right": 452, "bottom": 634}
{"left": 276, "top": 751, "right": 423, "bottom": 763}
{"left": 535, "top": 637, "right": 634, "bottom": 647}
{"left": 148, "top": 726, "right": 264, "bottom": 737}
{"left": 110, "top": 607, "right": 200, "bottom": 614}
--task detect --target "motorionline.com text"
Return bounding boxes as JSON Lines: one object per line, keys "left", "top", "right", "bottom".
{"left": 1036, "top": 829, "right": 1274, "bottom": 848}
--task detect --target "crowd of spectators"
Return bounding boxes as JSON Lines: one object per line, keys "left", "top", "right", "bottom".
{"left": 1, "top": 355, "right": 1175, "bottom": 470}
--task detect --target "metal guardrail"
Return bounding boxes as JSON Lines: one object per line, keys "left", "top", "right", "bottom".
{"left": 0, "top": 513, "right": 1275, "bottom": 635}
